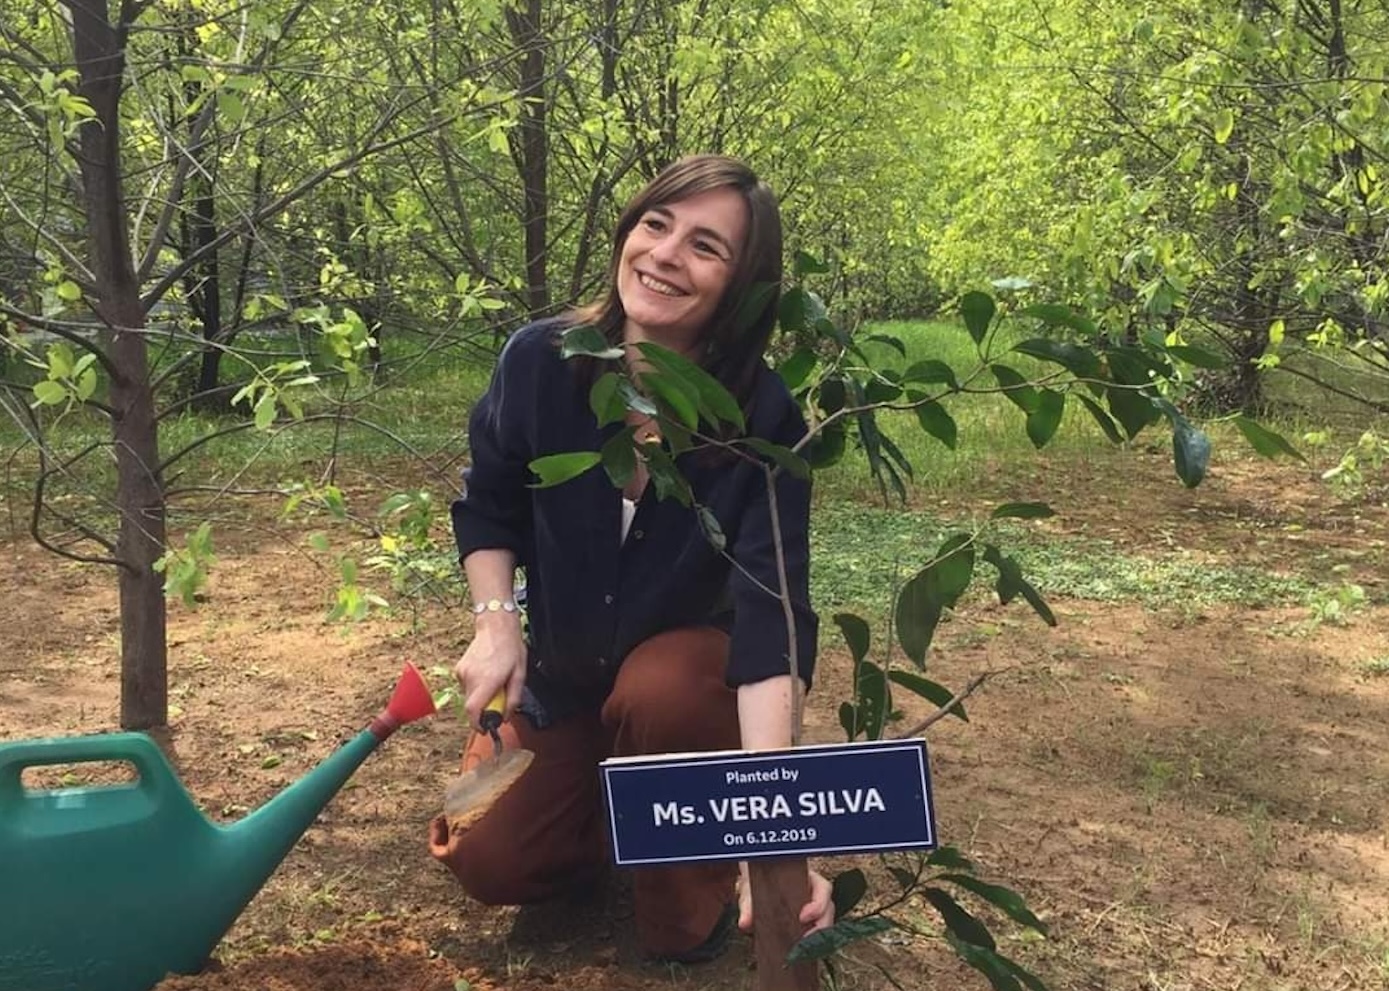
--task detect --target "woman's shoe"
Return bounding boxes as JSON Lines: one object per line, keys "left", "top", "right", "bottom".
{"left": 652, "top": 902, "right": 738, "bottom": 965}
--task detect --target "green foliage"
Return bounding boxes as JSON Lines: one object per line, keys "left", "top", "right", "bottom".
{"left": 153, "top": 523, "right": 217, "bottom": 607}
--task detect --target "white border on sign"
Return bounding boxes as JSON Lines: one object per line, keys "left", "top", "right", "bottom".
{"left": 600, "top": 739, "right": 935, "bottom": 866}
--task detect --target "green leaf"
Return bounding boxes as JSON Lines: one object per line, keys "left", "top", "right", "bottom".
{"left": 528, "top": 451, "right": 601, "bottom": 488}
{"left": 743, "top": 437, "right": 810, "bottom": 479}
{"left": 1026, "top": 390, "right": 1065, "bottom": 448}
{"left": 990, "top": 502, "right": 1054, "bottom": 520}
{"left": 834, "top": 613, "right": 871, "bottom": 666}
{"left": 944, "top": 934, "right": 1023, "bottom": 991}
{"left": 308, "top": 532, "right": 331, "bottom": 553}
{"left": 856, "top": 660, "right": 889, "bottom": 740}
{"left": 902, "top": 359, "right": 960, "bottom": 389}
{"left": 805, "top": 421, "right": 846, "bottom": 468}
{"left": 600, "top": 429, "right": 637, "bottom": 489}
{"left": 938, "top": 874, "right": 1049, "bottom": 935}
{"left": 831, "top": 868, "right": 868, "bottom": 918}
{"left": 697, "top": 505, "right": 726, "bottom": 552}
{"left": 923, "top": 886, "right": 996, "bottom": 949}
{"left": 732, "top": 281, "right": 778, "bottom": 334}
{"left": 1013, "top": 338, "right": 1100, "bottom": 378}
{"left": 1105, "top": 386, "right": 1159, "bottom": 439}
{"left": 864, "top": 334, "right": 908, "bottom": 358}
{"left": 1233, "top": 416, "right": 1305, "bottom": 462}
{"left": 982, "top": 545, "right": 1057, "bottom": 626}
{"left": 1213, "top": 107, "right": 1235, "bottom": 144}
{"left": 927, "top": 845, "right": 978, "bottom": 872}
{"left": 777, "top": 348, "right": 818, "bottom": 391}
{"left": 1171, "top": 419, "right": 1211, "bottom": 488}
{"left": 915, "top": 399, "right": 958, "bottom": 450}
{"left": 55, "top": 280, "right": 81, "bottom": 302}
{"left": 896, "top": 534, "right": 975, "bottom": 666}
{"left": 838, "top": 701, "right": 857, "bottom": 741}
{"left": 960, "top": 291, "right": 995, "bottom": 346}
{"left": 991, "top": 364, "right": 1038, "bottom": 414}
{"left": 1165, "top": 344, "right": 1228, "bottom": 369}
{"left": 253, "top": 393, "right": 276, "bottom": 430}
{"left": 560, "top": 324, "right": 623, "bottom": 360}
{"left": 645, "top": 448, "right": 692, "bottom": 506}
{"left": 817, "top": 377, "right": 847, "bottom": 415}
{"left": 864, "top": 378, "right": 903, "bottom": 404}
{"left": 888, "top": 669, "right": 967, "bottom": 721}
{"left": 589, "top": 372, "right": 627, "bottom": 427}
{"left": 1018, "top": 304, "right": 1098, "bottom": 337}
{"left": 1077, "top": 395, "right": 1124, "bottom": 444}
{"left": 640, "top": 370, "right": 699, "bottom": 430}
{"left": 786, "top": 917, "right": 894, "bottom": 963}
{"left": 793, "top": 251, "right": 830, "bottom": 276}
{"left": 888, "top": 865, "right": 916, "bottom": 890}
{"left": 779, "top": 287, "right": 828, "bottom": 335}
{"left": 31, "top": 380, "right": 67, "bottom": 406}
{"left": 991, "top": 276, "right": 1033, "bottom": 292}
{"left": 635, "top": 342, "right": 745, "bottom": 432}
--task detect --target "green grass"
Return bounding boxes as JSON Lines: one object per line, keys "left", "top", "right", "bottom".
{"left": 809, "top": 499, "right": 1315, "bottom": 624}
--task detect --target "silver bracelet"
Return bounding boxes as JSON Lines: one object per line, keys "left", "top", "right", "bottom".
{"left": 472, "top": 597, "right": 519, "bottom": 615}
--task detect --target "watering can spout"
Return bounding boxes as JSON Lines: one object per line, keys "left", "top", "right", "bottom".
{"left": 221, "top": 662, "right": 436, "bottom": 891}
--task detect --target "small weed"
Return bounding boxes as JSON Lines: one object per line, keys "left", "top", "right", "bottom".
{"left": 1358, "top": 656, "right": 1389, "bottom": 678}
{"left": 1139, "top": 756, "right": 1178, "bottom": 812}
{"left": 1244, "top": 802, "right": 1275, "bottom": 865}
{"left": 1304, "top": 582, "right": 1367, "bottom": 628}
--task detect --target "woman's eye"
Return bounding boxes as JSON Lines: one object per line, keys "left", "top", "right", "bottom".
{"left": 642, "top": 217, "right": 665, "bottom": 232}
{"left": 694, "top": 240, "right": 721, "bottom": 257}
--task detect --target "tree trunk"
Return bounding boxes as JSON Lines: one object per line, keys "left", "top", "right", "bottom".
{"left": 69, "top": 0, "right": 169, "bottom": 729}
{"left": 747, "top": 859, "right": 818, "bottom": 991}
{"left": 508, "top": 0, "right": 550, "bottom": 316}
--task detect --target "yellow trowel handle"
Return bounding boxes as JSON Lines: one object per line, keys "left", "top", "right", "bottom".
{"left": 478, "top": 690, "right": 506, "bottom": 735}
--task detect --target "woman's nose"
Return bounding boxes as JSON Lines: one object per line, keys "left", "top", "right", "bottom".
{"left": 647, "top": 235, "right": 681, "bottom": 266}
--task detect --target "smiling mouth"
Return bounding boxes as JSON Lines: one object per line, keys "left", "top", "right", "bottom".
{"left": 637, "top": 272, "right": 687, "bottom": 297}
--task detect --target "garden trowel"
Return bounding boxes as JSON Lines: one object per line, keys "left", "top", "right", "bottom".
{"left": 442, "top": 690, "right": 534, "bottom": 831}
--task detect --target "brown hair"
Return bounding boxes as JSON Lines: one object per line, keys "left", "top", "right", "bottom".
{"left": 568, "top": 154, "right": 783, "bottom": 409}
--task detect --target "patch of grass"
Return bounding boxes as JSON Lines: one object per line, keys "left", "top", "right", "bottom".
{"left": 809, "top": 500, "right": 1316, "bottom": 623}
{"left": 1359, "top": 656, "right": 1389, "bottom": 678}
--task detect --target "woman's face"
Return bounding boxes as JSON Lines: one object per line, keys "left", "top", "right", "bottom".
{"left": 617, "top": 186, "right": 748, "bottom": 352}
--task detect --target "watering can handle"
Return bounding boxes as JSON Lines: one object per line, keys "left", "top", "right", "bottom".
{"left": 0, "top": 732, "right": 181, "bottom": 798}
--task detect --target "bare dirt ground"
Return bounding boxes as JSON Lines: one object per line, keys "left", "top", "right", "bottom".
{"left": 2, "top": 444, "right": 1387, "bottom": 991}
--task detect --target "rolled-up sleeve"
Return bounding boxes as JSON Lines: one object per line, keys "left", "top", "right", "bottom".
{"left": 451, "top": 329, "right": 540, "bottom": 562}
{"left": 724, "top": 394, "right": 818, "bottom": 691}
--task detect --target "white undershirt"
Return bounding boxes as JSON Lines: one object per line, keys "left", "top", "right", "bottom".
{"left": 620, "top": 496, "right": 637, "bottom": 544}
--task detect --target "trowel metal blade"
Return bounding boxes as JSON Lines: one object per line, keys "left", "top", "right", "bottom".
{"left": 442, "top": 747, "right": 535, "bottom": 828}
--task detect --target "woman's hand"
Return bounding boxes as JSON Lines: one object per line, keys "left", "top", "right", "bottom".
{"left": 736, "top": 864, "right": 835, "bottom": 936}
{"left": 454, "top": 610, "right": 527, "bottom": 726}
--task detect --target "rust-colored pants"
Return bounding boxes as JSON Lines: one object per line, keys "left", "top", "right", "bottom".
{"left": 428, "top": 627, "right": 741, "bottom": 957}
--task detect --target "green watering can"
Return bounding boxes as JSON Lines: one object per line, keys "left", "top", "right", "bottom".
{"left": 0, "top": 663, "right": 437, "bottom": 991}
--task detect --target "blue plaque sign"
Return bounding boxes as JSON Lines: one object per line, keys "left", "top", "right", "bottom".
{"left": 600, "top": 738, "right": 936, "bottom": 866}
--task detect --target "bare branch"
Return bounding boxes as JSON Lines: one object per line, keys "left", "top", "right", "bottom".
{"left": 892, "top": 670, "right": 995, "bottom": 739}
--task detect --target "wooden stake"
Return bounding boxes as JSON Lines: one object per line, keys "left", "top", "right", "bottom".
{"left": 748, "top": 857, "right": 818, "bottom": 991}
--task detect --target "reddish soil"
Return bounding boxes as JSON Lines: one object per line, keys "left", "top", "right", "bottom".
{"left": 2, "top": 443, "right": 1388, "bottom": 991}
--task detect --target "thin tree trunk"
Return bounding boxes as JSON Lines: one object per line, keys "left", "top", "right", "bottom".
{"left": 508, "top": 0, "right": 550, "bottom": 316}
{"left": 748, "top": 859, "right": 817, "bottom": 991}
{"left": 69, "top": 0, "right": 169, "bottom": 730}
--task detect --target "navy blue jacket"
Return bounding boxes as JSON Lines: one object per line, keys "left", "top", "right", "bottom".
{"left": 451, "top": 320, "right": 819, "bottom": 722}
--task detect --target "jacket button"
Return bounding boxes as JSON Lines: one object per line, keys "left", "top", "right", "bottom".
{"left": 633, "top": 529, "right": 644, "bottom": 540}
{"left": 603, "top": 593, "right": 614, "bottom": 605}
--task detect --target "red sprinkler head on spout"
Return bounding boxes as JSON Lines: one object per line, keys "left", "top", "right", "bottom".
{"left": 369, "top": 662, "right": 437, "bottom": 740}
